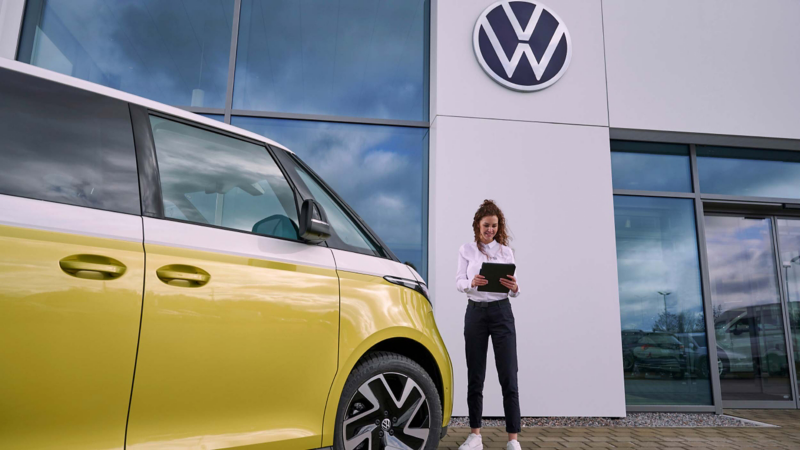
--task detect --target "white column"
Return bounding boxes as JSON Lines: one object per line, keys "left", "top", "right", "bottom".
{"left": 0, "top": 0, "right": 26, "bottom": 60}
{"left": 429, "top": 0, "right": 625, "bottom": 417}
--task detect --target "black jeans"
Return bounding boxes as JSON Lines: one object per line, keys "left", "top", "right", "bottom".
{"left": 464, "top": 299, "right": 520, "bottom": 433}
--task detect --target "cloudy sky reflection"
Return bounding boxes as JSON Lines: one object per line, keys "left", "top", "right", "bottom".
{"left": 698, "top": 147, "right": 800, "bottom": 199}
{"left": 23, "top": 0, "right": 234, "bottom": 108}
{"left": 705, "top": 216, "right": 782, "bottom": 312}
{"left": 233, "top": 0, "right": 427, "bottom": 121}
{"left": 614, "top": 196, "right": 705, "bottom": 333}
{"left": 233, "top": 117, "right": 428, "bottom": 276}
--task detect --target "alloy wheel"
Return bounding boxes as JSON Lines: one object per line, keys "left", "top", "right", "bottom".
{"left": 342, "top": 372, "right": 430, "bottom": 450}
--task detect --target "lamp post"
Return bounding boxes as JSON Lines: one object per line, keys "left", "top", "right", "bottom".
{"left": 658, "top": 291, "right": 672, "bottom": 318}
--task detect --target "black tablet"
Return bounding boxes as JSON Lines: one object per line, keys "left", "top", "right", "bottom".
{"left": 477, "top": 262, "right": 516, "bottom": 293}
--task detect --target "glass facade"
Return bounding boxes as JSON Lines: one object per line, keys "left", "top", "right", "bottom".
{"left": 18, "top": 0, "right": 235, "bottom": 108}
{"left": 233, "top": 0, "right": 428, "bottom": 121}
{"left": 698, "top": 146, "right": 800, "bottom": 199}
{"left": 614, "top": 196, "right": 712, "bottom": 405}
{"left": 18, "top": 0, "right": 431, "bottom": 279}
{"left": 705, "top": 216, "right": 793, "bottom": 402}
{"left": 610, "top": 141, "right": 692, "bottom": 193}
{"left": 233, "top": 117, "right": 429, "bottom": 276}
{"left": 774, "top": 219, "right": 800, "bottom": 400}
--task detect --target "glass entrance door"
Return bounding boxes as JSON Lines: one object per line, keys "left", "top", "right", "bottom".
{"left": 775, "top": 219, "right": 800, "bottom": 408}
{"left": 704, "top": 215, "right": 795, "bottom": 405}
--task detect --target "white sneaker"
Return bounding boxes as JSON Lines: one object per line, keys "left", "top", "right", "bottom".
{"left": 506, "top": 439, "right": 522, "bottom": 450}
{"left": 458, "top": 432, "right": 483, "bottom": 450}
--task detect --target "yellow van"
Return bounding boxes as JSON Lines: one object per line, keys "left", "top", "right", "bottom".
{"left": 0, "top": 58, "right": 452, "bottom": 450}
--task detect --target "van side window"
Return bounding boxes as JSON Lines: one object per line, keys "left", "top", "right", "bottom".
{"left": 291, "top": 164, "right": 378, "bottom": 253}
{"left": 0, "top": 68, "right": 140, "bottom": 214}
{"left": 149, "top": 116, "right": 300, "bottom": 240}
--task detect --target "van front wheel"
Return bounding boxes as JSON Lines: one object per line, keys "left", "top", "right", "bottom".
{"left": 333, "top": 351, "right": 442, "bottom": 450}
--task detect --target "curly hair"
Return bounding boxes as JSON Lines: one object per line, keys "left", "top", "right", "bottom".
{"left": 472, "top": 199, "right": 510, "bottom": 254}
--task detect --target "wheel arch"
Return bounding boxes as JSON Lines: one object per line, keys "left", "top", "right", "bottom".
{"left": 369, "top": 337, "right": 445, "bottom": 422}
{"left": 320, "top": 328, "right": 451, "bottom": 448}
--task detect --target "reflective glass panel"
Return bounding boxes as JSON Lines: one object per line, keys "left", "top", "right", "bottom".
{"left": 614, "top": 196, "right": 712, "bottom": 405}
{"left": 150, "top": 116, "right": 299, "bottom": 240}
{"left": 0, "top": 67, "right": 140, "bottom": 215}
{"left": 610, "top": 141, "right": 692, "bottom": 193}
{"left": 18, "top": 0, "right": 235, "bottom": 108}
{"left": 292, "top": 163, "right": 377, "bottom": 253}
{"left": 774, "top": 219, "right": 800, "bottom": 399}
{"left": 233, "top": 0, "right": 429, "bottom": 121}
{"left": 698, "top": 146, "right": 800, "bottom": 199}
{"left": 233, "top": 116, "right": 428, "bottom": 278}
{"left": 704, "top": 215, "right": 793, "bottom": 402}
{"left": 199, "top": 114, "right": 225, "bottom": 122}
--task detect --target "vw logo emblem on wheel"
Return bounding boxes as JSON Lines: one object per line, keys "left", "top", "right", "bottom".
{"left": 381, "top": 418, "right": 391, "bottom": 431}
{"left": 473, "top": 0, "right": 572, "bottom": 91}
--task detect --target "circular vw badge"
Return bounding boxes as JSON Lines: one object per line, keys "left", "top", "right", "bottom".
{"left": 473, "top": 1, "right": 572, "bottom": 91}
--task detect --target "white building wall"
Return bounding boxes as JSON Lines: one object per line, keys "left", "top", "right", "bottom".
{"left": 433, "top": 0, "right": 609, "bottom": 127}
{"left": 430, "top": 0, "right": 626, "bottom": 417}
{"left": 604, "top": 0, "right": 800, "bottom": 140}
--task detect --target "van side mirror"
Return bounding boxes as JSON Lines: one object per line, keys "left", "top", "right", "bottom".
{"left": 299, "top": 199, "right": 331, "bottom": 244}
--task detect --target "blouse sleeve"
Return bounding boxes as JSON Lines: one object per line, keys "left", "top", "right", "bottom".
{"left": 456, "top": 245, "right": 476, "bottom": 294}
{"left": 508, "top": 246, "right": 521, "bottom": 298}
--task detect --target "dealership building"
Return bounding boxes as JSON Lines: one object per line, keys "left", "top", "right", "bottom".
{"left": 2, "top": 0, "right": 800, "bottom": 417}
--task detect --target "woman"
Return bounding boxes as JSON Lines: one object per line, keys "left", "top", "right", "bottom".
{"left": 456, "top": 200, "right": 521, "bottom": 450}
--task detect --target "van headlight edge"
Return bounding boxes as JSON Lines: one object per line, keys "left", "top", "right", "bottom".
{"left": 383, "top": 276, "right": 431, "bottom": 305}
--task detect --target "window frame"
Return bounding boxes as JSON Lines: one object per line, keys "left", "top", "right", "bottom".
{"left": 132, "top": 106, "right": 308, "bottom": 244}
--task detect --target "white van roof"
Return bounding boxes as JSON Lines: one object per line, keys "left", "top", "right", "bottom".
{"left": 0, "top": 58, "right": 292, "bottom": 153}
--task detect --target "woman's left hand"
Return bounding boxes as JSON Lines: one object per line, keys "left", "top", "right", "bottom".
{"left": 499, "top": 274, "right": 518, "bottom": 293}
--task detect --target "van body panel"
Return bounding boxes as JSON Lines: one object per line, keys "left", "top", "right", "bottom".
{"left": 125, "top": 218, "right": 339, "bottom": 449}
{"left": 0, "top": 59, "right": 453, "bottom": 449}
{"left": 0, "top": 196, "right": 144, "bottom": 450}
{"left": 320, "top": 269, "right": 453, "bottom": 447}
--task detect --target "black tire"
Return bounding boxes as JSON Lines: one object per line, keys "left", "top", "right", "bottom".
{"left": 622, "top": 353, "right": 634, "bottom": 372}
{"left": 699, "top": 358, "right": 710, "bottom": 378}
{"left": 333, "top": 351, "right": 442, "bottom": 450}
{"left": 718, "top": 355, "right": 730, "bottom": 378}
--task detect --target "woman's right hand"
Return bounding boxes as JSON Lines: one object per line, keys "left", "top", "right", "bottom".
{"left": 471, "top": 274, "right": 488, "bottom": 288}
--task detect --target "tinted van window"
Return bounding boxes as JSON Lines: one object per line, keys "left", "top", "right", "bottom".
{"left": 0, "top": 68, "right": 140, "bottom": 214}
{"left": 150, "top": 116, "right": 300, "bottom": 240}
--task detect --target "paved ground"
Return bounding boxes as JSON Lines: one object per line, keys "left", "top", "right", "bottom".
{"left": 440, "top": 409, "right": 800, "bottom": 449}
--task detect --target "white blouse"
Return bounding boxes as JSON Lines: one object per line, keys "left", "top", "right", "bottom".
{"left": 456, "top": 240, "right": 520, "bottom": 302}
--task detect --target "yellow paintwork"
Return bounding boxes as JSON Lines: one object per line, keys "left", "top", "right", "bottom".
{"left": 320, "top": 270, "right": 454, "bottom": 448}
{"left": 1, "top": 222, "right": 452, "bottom": 450}
{"left": 125, "top": 243, "right": 340, "bottom": 450}
{"left": 0, "top": 224, "right": 144, "bottom": 450}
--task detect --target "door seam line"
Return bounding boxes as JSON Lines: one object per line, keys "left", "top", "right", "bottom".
{"left": 123, "top": 217, "right": 147, "bottom": 449}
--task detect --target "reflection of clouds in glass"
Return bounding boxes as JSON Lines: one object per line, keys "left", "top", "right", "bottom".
{"left": 233, "top": 0, "right": 427, "bottom": 121}
{"left": 26, "top": 0, "right": 233, "bottom": 107}
{"left": 232, "top": 117, "right": 427, "bottom": 274}
{"left": 610, "top": 152, "right": 692, "bottom": 192}
{"left": 705, "top": 216, "right": 782, "bottom": 311}
{"left": 614, "top": 196, "right": 705, "bottom": 332}
{"left": 777, "top": 219, "right": 800, "bottom": 304}
{"left": 698, "top": 156, "right": 800, "bottom": 199}
{"left": 0, "top": 71, "right": 140, "bottom": 214}
{"left": 151, "top": 116, "right": 298, "bottom": 234}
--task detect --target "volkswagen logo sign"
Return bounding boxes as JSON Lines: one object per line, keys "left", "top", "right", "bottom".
{"left": 381, "top": 418, "right": 392, "bottom": 431}
{"left": 473, "top": 1, "right": 572, "bottom": 91}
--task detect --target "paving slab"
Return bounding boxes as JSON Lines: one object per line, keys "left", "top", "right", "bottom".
{"left": 441, "top": 409, "right": 800, "bottom": 449}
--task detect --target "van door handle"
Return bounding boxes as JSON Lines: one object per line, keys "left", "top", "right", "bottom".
{"left": 60, "top": 255, "right": 127, "bottom": 280}
{"left": 156, "top": 265, "right": 210, "bottom": 287}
